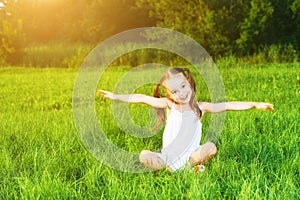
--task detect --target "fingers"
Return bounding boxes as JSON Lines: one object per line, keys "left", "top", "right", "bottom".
{"left": 256, "top": 102, "right": 274, "bottom": 111}
{"left": 266, "top": 103, "right": 274, "bottom": 111}
{"left": 97, "top": 89, "right": 106, "bottom": 97}
{"left": 97, "top": 89, "right": 106, "bottom": 95}
{"left": 97, "top": 90, "right": 103, "bottom": 96}
{"left": 262, "top": 103, "right": 274, "bottom": 111}
{"left": 97, "top": 89, "right": 114, "bottom": 99}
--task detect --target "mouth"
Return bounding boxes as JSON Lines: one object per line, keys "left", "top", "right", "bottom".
{"left": 179, "top": 94, "right": 189, "bottom": 101}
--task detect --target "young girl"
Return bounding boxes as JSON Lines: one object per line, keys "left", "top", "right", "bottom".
{"left": 98, "top": 67, "right": 273, "bottom": 172}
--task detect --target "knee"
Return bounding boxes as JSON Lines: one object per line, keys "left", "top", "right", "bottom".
{"left": 139, "top": 150, "right": 150, "bottom": 164}
{"left": 207, "top": 142, "right": 217, "bottom": 156}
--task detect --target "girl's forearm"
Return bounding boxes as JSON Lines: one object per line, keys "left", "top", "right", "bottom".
{"left": 113, "top": 94, "right": 145, "bottom": 103}
{"left": 201, "top": 101, "right": 273, "bottom": 113}
{"left": 98, "top": 90, "right": 168, "bottom": 108}
{"left": 204, "top": 102, "right": 257, "bottom": 113}
{"left": 225, "top": 101, "right": 257, "bottom": 111}
{"left": 98, "top": 90, "right": 145, "bottom": 103}
{"left": 225, "top": 101, "right": 274, "bottom": 111}
{"left": 114, "top": 94, "right": 168, "bottom": 108}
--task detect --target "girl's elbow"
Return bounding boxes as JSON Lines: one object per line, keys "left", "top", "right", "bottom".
{"left": 133, "top": 94, "right": 147, "bottom": 103}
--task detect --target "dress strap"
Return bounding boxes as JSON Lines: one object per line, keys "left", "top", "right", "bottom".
{"left": 171, "top": 102, "right": 175, "bottom": 110}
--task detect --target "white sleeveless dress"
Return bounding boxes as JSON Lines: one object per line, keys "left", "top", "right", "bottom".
{"left": 157, "top": 103, "right": 202, "bottom": 171}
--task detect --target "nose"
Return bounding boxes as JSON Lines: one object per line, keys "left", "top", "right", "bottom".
{"left": 178, "top": 91, "right": 186, "bottom": 98}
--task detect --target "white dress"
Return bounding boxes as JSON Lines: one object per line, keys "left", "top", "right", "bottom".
{"left": 157, "top": 103, "right": 202, "bottom": 171}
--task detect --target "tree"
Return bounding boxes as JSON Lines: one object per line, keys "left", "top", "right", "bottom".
{"left": 137, "top": 0, "right": 228, "bottom": 56}
{"left": 9, "top": 0, "right": 154, "bottom": 44}
{"left": 0, "top": 0, "right": 25, "bottom": 65}
{"left": 137, "top": 0, "right": 299, "bottom": 57}
{"left": 236, "top": 0, "right": 274, "bottom": 54}
{"left": 290, "top": 0, "right": 300, "bottom": 49}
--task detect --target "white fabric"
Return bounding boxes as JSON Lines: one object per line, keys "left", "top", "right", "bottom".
{"left": 157, "top": 103, "right": 202, "bottom": 171}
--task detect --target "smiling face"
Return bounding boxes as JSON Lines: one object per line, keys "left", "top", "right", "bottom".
{"left": 163, "top": 73, "right": 193, "bottom": 104}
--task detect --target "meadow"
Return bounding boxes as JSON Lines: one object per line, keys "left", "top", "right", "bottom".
{"left": 0, "top": 62, "right": 299, "bottom": 199}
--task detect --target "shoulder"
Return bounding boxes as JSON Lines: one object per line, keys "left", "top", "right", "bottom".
{"left": 152, "top": 97, "right": 173, "bottom": 109}
{"left": 164, "top": 98, "right": 173, "bottom": 109}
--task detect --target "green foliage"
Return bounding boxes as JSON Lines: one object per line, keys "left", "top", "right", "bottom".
{"left": 237, "top": 0, "right": 274, "bottom": 54}
{"left": 2, "top": 0, "right": 300, "bottom": 65}
{"left": 137, "top": 0, "right": 230, "bottom": 56}
{"left": 222, "top": 44, "right": 299, "bottom": 64}
{"left": 17, "top": 42, "right": 298, "bottom": 68}
{"left": 0, "top": 0, "right": 155, "bottom": 65}
{"left": 289, "top": 0, "right": 300, "bottom": 48}
{"left": 7, "top": 0, "right": 154, "bottom": 44}
{"left": 137, "top": 0, "right": 300, "bottom": 58}
{"left": 20, "top": 43, "right": 192, "bottom": 68}
{"left": 0, "top": 18, "right": 25, "bottom": 65}
{"left": 22, "top": 43, "right": 92, "bottom": 68}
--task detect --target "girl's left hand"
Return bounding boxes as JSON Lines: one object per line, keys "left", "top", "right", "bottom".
{"left": 97, "top": 90, "right": 115, "bottom": 100}
{"left": 255, "top": 102, "right": 274, "bottom": 111}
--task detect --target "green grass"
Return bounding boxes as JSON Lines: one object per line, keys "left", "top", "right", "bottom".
{"left": 0, "top": 63, "right": 299, "bottom": 199}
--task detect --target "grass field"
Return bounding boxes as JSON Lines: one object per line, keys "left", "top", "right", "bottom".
{"left": 0, "top": 63, "right": 299, "bottom": 199}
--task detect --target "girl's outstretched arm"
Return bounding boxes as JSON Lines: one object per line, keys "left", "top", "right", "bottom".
{"left": 198, "top": 101, "right": 274, "bottom": 114}
{"left": 98, "top": 90, "right": 170, "bottom": 108}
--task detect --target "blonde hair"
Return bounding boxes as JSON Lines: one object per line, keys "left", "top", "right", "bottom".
{"left": 152, "top": 67, "right": 202, "bottom": 130}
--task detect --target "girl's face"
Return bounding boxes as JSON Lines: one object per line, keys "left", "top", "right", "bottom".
{"left": 163, "top": 73, "right": 193, "bottom": 104}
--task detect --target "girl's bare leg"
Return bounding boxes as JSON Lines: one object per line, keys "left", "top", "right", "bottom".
{"left": 139, "top": 150, "right": 167, "bottom": 171}
{"left": 189, "top": 142, "right": 217, "bottom": 166}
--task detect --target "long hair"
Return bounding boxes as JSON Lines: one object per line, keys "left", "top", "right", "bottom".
{"left": 152, "top": 67, "right": 202, "bottom": 130}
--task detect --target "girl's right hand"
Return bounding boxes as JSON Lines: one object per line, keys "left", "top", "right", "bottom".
{"left": 97, "top": 90, "right": 115, "bottom": 100}
{"left": 255, "top": 102, "right": 274, "bottom": 111}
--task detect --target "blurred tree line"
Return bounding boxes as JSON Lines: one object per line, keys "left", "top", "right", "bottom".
{"left": 0, "top": 0, "right": 299, "bottom": 65}
{"left": 137, "top": 0, "right": 300, "bottom": 57}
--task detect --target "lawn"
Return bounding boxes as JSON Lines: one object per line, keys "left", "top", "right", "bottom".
{"left": 0, "top": 63, "right": 299, "bottom": 199}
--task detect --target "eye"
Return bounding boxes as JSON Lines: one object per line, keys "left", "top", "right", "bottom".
{"left": 181, "top": 84, "right": 185, "bottom": 88}
{"left": 172, "top": 90, "right": 177, "bottom": 94}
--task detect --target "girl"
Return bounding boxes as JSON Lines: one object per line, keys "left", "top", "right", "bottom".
{"left": 98, "top": 67, "right": 273, "bottom": 172}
